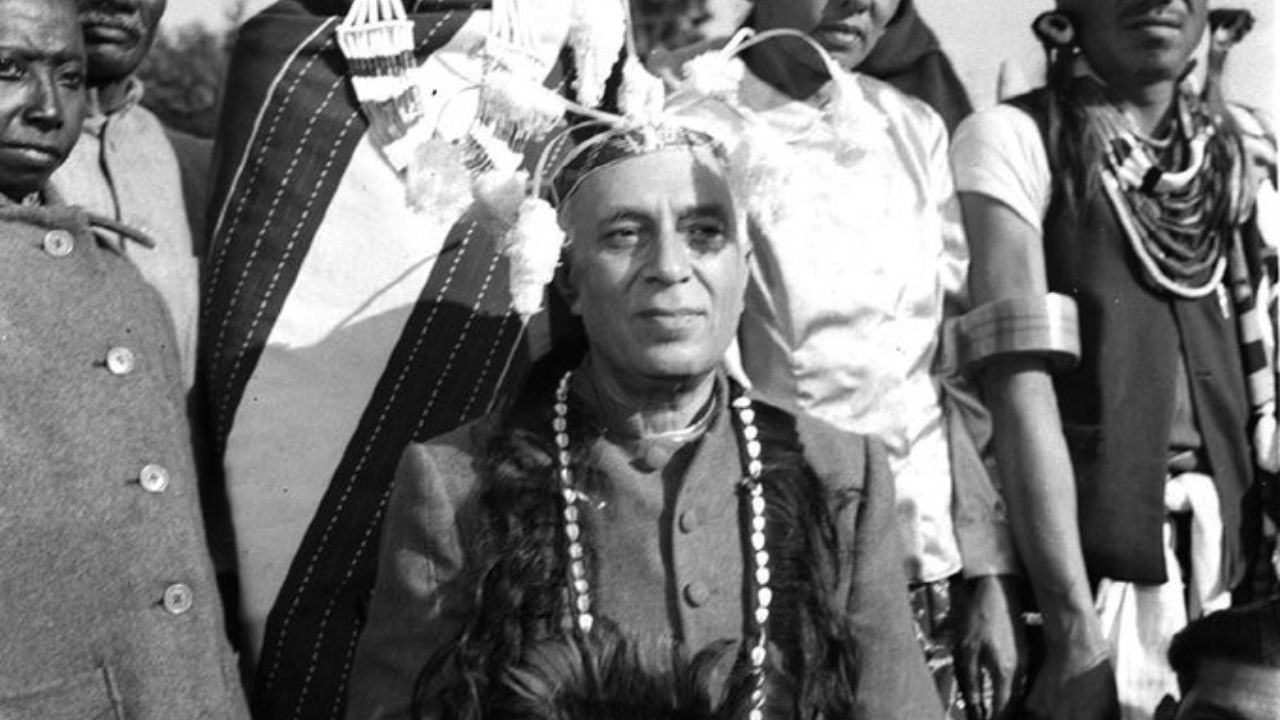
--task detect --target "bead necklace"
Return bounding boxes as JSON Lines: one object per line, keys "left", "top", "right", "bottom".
{"left": 552, "top": 370, "right": 772, "bottom": 720}
{"left": 1083, "top": 83, "right": 1235, "bottom": 299}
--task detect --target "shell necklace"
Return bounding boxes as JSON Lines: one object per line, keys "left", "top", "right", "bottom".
{"left": 552, "top": 370, "right": 772, "bottom": 720}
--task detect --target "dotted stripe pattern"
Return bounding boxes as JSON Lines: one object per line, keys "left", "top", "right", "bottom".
{"left": 254, "top": 215, "right": 528, "bottom": 720}
{"left": 201, "top": 10, "right": 470, "bottom": 456}
{"left": 261, "top": 220, "right": 476, "bottom": 695}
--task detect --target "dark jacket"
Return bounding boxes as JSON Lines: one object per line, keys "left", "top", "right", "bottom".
{"left": 0, "top": 202, "right": 248, "bottom": 719}
{"left": 1010, "top": 89, "right": 1254, "bottom": 586}
{"left": 346, "top": 374, "right": 941, "bottom": 720}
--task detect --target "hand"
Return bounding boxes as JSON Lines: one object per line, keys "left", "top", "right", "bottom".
{"left": 1023, "top": 633, "right": 1119, "bottom": 720}
{"left": 955, "top": 575, "right": 1027, "bottom": 720}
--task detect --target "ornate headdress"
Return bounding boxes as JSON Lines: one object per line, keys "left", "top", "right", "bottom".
{"left": 335, "top": 0, "right": 887, "bottom": 323}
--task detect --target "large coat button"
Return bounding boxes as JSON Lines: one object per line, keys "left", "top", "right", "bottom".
{"left": 42, "top": 229, "right": 74, "bottom": 257}
{"left": 162, "top": 583, "right": 194, "bottom": 615}
{"left": 683, "top": 582, "right": 710, "bottom": 607}
{"left": 678, "top": 509, "right": 701, "bottom": 534}
{"left": 106, "top": 346, "right": 136, "bottom": 375}
{"left": 139, "top": 464, "right": 170, "bottom": 493}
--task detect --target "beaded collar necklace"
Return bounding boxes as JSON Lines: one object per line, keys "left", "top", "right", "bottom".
{"left": 1083, "top": 81, "right": 1237, "bottom": 300}
{"left": 552, "top": 370, "right": 773, "bottom": 720}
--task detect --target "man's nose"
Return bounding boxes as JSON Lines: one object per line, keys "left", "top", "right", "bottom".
{"left": 23, "top": 73, "right": 65, "bottom": 133}
{"left": 646, "top": 231, "right": 693, "bottom": 285}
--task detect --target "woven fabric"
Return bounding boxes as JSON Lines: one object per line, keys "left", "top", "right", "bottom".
{"left": 201, "top": 3, "right": 537, "bottom": 717}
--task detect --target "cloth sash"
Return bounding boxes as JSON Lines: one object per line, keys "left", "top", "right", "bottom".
{"left": 201, "top": 2, "right": 538, "bottom": 718}
{"left": 1096, "top": 472, "right": 1231, "bottom": 720}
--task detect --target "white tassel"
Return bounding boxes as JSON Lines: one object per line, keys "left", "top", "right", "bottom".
{"left": 618, "top": 58, "right": 666, "bottom": 123}
{"left": 567, "top": 0, "right": 627, "bottom": 108}
{"left": 501, "top": 198, "right": 565, "bottom": 317}
{"left": 681, "top": 52, "right": 744, "bottom": 100}
{"left": 483, "top": 71, "right": 566, "bottom": 142}
{"left": 473, "top": 169, "right": 529, "bottom": 223}
{"left": 404, "top": 137, "right": 474, "bottom": 220}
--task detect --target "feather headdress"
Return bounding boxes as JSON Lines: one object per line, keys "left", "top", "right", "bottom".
{"left": 339, "top": 0, "right": 886, "bottom": 321}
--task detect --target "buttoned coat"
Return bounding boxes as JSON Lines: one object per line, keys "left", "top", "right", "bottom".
{"left": 347, "top": 376, "right": 940, "bottom": 720}
{"left": 0, "top": 203, "right": 248, "bottom": 719}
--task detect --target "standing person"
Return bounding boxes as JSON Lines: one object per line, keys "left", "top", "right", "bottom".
{"left": 951, "top": 1, "right": 1277, "bottom": 718}
{"left": 346, "top": 120, "right": 941, "bottom": 720}
{"left": 0, "top": 0, "right": 248, "bottom": 716}
{"left": 51, "top": 0, "right": 204, "bottom": 389}
{"left": 672, "top": 1, "right": 1024, "bottom": 716}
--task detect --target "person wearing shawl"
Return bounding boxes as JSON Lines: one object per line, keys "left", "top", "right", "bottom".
{"left": 950, "top": 1, "right": 1278, "bottom": 718}
{"left": 664, "top": 1, "right": 1024, "bottom": 717}
{"left": 344, "top": 119, "right": 941, "bottom": 719}
{"left": 0, "top": 0, "right": 247, "bottom": 715}
{"left": 200, "top": 0, "right": 623, "bottom": 716}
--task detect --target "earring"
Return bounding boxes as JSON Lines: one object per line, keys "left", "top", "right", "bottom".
{"left": 1032, "top": 11, "right": 1076, "bottom": 50}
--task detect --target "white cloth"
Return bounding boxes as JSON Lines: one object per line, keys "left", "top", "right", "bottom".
{"left": 949, "top": 103, "right": 1050, "bottom": 234}
{"left": 1096, "top": 472, "right": 1230, "bottom": 720}
{"left": 50, "top": 80, "right": 201, "bottom": 388}
{"left": 684, "top": 69, "right": 968, "bottom": 583}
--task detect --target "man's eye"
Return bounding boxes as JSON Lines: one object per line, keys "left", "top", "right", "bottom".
{"left": 0, "top": 57, "right": 22, "bottom": 80}
{"left": 686, "top": 223, "right": 728, "bottom": 252}
{"left": 58, "top": 67, "right": 84, "bottom": 89}
{"left": 601, "top": 226, "right": 642, "bottom": 248}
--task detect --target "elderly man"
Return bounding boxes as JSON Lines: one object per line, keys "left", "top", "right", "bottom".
{"left": 345, "top": 124, "right": 941, "bottom": 720}
{"left": 952, "top": 1, "right": 1277, "bottom": 718}
{"left": 51, "top": 0, "right": 204, "bottom": 387}
{"left": 0, "top": 0, "right": 247, "bottom": 716}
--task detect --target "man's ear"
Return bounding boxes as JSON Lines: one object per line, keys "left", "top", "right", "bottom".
{"left": 553, "top": 250, "right": 582, "bottom": 316}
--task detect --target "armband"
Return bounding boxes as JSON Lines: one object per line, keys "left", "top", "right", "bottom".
{"left": 956, "top": 293, "right": 1081, "bottom": 374}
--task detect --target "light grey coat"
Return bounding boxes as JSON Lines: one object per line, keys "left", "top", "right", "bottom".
{"left": 0, "top": 202, "right": 248, "bottom": 719}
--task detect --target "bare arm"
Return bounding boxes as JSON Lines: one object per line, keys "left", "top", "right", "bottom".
{"left": 959, "top": 191, "right": 1116, "bottom": 720}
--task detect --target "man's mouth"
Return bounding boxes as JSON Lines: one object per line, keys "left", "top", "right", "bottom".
{"left": 637, "top": 308, "right": 706, "bottom": 330}
{"left": 0, "top": 142, "right": 62, "bottom": 164}
{"left": 814, "top": 22, "right": 867, "bottom": 48}
{"left": 1120, "top": 2, "right": 1188, "bottom": 30}
{"left": 80, "top": 15, "right": 141, "bottom": 43}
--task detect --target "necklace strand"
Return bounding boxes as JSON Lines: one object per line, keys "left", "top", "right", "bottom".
{"left": 1083, "top": 84, "right": 1235, "bottom": 299}
{"left": 553, "top": 370, "right": 771, "bottom": 720}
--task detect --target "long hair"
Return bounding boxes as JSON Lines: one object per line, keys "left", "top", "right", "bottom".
{"left": 414, "top": 366, "right": 860, "bottom": 719}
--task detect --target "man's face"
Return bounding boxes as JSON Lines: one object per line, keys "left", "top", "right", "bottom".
{"left": 1173, "top": 659, "right": 1280, "bottom": 720}
{"left": 754, "top": 0, "right": 902, "bottom": 73}
{"left": 0, "top": 0, "right": 85, "bottom": 201}
{"left": 1067, "top": 0, "right": 1208, "bottom": 89}
{"left": 78, "top": 0, "right": 167, "bottom": 84}
{"left": 561, "top": 147, "right": 749, "bottom": 387}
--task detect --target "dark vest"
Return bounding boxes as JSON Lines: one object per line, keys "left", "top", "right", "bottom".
{"left": 1009, "top": 89, "right": 1253, "bottom": 586}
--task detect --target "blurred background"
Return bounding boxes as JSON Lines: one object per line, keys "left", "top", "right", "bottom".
{"left": 156, "top": 0, "right": 1276, "bottom": 139}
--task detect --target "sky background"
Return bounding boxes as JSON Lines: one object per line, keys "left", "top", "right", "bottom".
{"left": 165, "top": 0, "right": 1275, "bottom": 114}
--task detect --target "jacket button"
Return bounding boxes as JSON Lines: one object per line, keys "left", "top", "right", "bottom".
{"left": 678, "top": 509, "right": 701, "bottom": 534}
{"left": 43, "top": 229, "right": 74, "bottom": 257}
{"left": 105, "top": 346, "right": 136, "bottom": 375}
{"left": 683, "top": 582, "right": 710, "bottom": 607}
{"left": 139, "top": 464, "right": 170, "bottom": 493}
{"left": 162, "top": 583, "right": 194, "bottom": 615}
